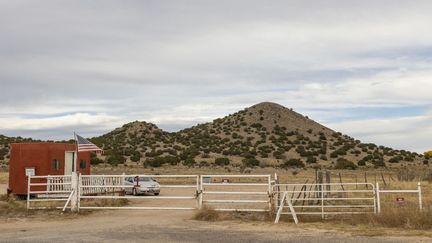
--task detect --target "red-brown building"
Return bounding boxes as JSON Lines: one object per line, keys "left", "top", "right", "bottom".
{"left": 8, "top": 143, "right": 91, "bottom": 195}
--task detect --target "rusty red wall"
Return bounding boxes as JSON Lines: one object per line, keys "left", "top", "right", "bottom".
{"left": 8, "top": 143, "right": 91, "bottom": 195}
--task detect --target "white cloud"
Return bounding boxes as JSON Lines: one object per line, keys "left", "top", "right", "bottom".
{"left": 0, "top": 0, "right": 432, "bottom": 150}
{"left": 0, "top": 113, "right": 125, "bottom": 131}
{"left": 329, "top": 114, "right": 432, "bottom": 153}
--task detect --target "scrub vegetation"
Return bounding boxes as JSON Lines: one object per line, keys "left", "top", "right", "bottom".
{"left": 0, "top": 102, "right": 429, "bottom": 171}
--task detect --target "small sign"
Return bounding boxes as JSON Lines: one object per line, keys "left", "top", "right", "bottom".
{"left": 25, "top": 167, "right": 35, "bottom": 177}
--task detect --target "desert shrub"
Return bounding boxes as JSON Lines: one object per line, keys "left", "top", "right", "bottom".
{"left": 306, "top": 156, "right": 317, "bottom": 164}
{"left": 214, "top": 157, "right": 230, "bottom": 166}
{"left": 90, "top": 153, "right": 104, "bottom": 165}
{"left": 242, "top": 157, "right": 260, "bottom": 167}
{"left": 388, "top": 156, "right": 402, "bottom": 163}
{"left": 334, "top": 158, "right": 357, "bottom": 170}
{"left": 282, "top": 159, "right": 305, "bottom": 168}
{"left": 144, "top": 157, "right": 164, "bottom": 167}
{"left": 372, "top": 159, "right": 386, "bottom": 167}
{"left": 183, "top": 157, "right": 196, "bottom": 167}
{"left": 130, "top": 151, "right": 142, "bottom": 162}
{"left": 143, "top": 155, "right": 179, "bottom": 167}
{"left": 320, "top": 155, "right": 328, "bottom": 161}
{"left": 106, "top": 152, "right": 126, "bottom": 166}
{"left": 199, "top": 161, "right": 209, "bottom": 167}
{"left": 357, "top": 160, "right": 366, "bottom": 166}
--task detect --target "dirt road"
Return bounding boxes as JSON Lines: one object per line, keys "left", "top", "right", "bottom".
{"left": 0, "top": 209, "right": 429, "bottom": 243}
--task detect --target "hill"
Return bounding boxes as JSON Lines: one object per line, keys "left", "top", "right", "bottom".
{"left": 88, "top": 102, "right": 428, "bottom": 169}
{"left": 0, "top": 102, "right": 429, "bottom": 169}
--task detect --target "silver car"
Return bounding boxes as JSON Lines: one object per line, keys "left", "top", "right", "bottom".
{"left": 124, "top": 176, "right": 160, "bottom": 196}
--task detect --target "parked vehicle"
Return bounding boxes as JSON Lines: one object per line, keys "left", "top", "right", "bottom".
{"left": 124, "top": 176, "right": 160, "bottom": 196}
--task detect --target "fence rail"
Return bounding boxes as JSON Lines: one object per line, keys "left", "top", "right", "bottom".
{"left": 26, "top": 173, "right": 424, "bottom": 224}
{"left": 79, "top": 174, "right": 199, "bottom": 210}
{"left": 200, "top": 174, "right": 272, "bottom": 212}
{"left": 27, "top": 175, "right": 73, "bottom": 210}
{"left": 273, "top": 182, "right": 376, "bottom": 222}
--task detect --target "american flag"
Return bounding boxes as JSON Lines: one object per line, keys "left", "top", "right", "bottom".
{"left": 75, "top": 133, "right": 103, "bottom": 153}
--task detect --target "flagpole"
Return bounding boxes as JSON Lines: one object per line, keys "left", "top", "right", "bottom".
{"left": 74, "top": 132, "right": 78, "bottom": 173}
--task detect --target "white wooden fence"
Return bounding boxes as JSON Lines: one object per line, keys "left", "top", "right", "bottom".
{"left": 200, "top": 174, "right": 272, "bottom": 212}
{"left": 26, "top": 173, "right": 424, "bottom": 224}
{"left": 273, "top": 182, "right": 376, "bottom": 223}
{"left": 79, "top": 174, "right": 199, "bottom": 210}
{"left": 27, "top": 175, "right": 73, "bottom": 210}
{"left": 375, "top": 182, "right": 423, "bottom": 213}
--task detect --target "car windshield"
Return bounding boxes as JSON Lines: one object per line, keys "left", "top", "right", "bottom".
{"left": 134, "top": 177, "right": 151, "bottom": 182}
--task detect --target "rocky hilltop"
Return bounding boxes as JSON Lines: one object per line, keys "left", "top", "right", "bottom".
{"left": 88, "top": 102, "right": 427, "bottom": 169}
{"left": 0, "top": 102, "right": 428, "bottom": 169}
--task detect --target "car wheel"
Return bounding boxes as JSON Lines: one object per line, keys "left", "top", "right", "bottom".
{"left": 154, "top": 192, "right": 159, "bottom": 196}
{"left": 132, "top": 188, "right": 138, "bottom": 196}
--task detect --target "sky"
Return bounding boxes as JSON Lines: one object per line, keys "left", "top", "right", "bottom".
{"left": 0, "top": 0, "right": 431, "bottom": 152}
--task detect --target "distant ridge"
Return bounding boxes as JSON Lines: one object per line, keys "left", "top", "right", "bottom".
{"left": 0, "top": 102, "right": 428, "bottom": 169}
{"left": 88, "top": 102, "right": 426, "bottom": 169}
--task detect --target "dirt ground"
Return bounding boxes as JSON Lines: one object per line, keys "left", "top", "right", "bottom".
{"left": 0, "top": 209, "right": 431, "bottom": 243}
{"left": 1, "top": 170, "right": 432, "bottom": 242}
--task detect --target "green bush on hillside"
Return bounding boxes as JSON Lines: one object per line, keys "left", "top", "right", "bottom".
{"left": 242, "top": 157, "right": 260, "bottom": 167}
{"left": 334, "top": 158, "right": 357, "bottom": 170}
{"left": 214, "top": 157, "right": 230, "bottom": 166}
{"left": 281, "top": 159, "right": 305, "bottom": 168}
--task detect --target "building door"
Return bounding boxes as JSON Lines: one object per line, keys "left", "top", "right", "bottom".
{"left": 64, "top": 151, "right": 75, "bottom": 175}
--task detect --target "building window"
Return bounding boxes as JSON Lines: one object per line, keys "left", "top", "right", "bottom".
{"left": 52, "top": 159, "right": 60, "bottom": 170}
{"left": 79, "top": 160, "right": 86, "bottom": 169}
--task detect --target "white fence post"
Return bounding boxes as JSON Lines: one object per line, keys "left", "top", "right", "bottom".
{"left": 373, "top": 183, "right": 377, "bottom": 214}
{"left": 268, "top": 175, "right": 272, "bottom": 211}
{"left": 26, "top": 175, "right": 31, "bottom": 209}
{"left": 321, "top": 183, "right": 324, "bottom": 219}
{"left": 71, "top": 172, "right": 79, "bottom": 212}
{"left": 376, "top": 182, "right": 381, "bottom": 214}
{"left": 418, "top": 182, "right": 423, "bottom": 211}
{"left": 77, "top": 173, "right": 81, "bottom": 211}
{"left": 195, "top": 175, "right": 200, "bottom": 209}
{"left": 199, "top": 176, "right": 203, "bottom": 209}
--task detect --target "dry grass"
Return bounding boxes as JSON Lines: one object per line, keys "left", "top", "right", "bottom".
{"left": 82, "top": 198, "right": 129, "bottom": 207}
{"left": 193, "top": 206, "right": 221, "bottom": 221}
{"left": 0, "top": 194, "right": 27, "bottom": 217}
{"left": 0, "top": 171, "right": 7, "bottom": 184}
{"left": 193, "top": 206, "right": 274, "bottom": 222}
{"left": 367, "top": 204, "right": 432, "bottom": 230}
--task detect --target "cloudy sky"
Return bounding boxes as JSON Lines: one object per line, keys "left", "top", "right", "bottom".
{"left": 1, "top": 1, "right": 431, "bottom": 152}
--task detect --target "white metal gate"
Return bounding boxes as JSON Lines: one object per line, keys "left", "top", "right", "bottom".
{"left": 79, "top": 174, "right": 199, "bottom": 210}
{"left": 274, "top": 182, "right": 376, "bottom": 222}
{"left": 200, "top": 175, "right": 272, "bottom": 212}
{"left": 27, "top": 175, "right": 73, "bottom": 210}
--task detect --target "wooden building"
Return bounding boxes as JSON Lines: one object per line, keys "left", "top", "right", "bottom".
{"left": 8, "top": 143, "right": 90, "bottom": 195}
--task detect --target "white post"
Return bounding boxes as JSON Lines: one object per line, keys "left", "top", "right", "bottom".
{"left": 71, "top": 172, "right": 79, "bottom": 212}
{"left": 274, "top": 192, "right": 287, "bottom": 224}
{"left": 321, "top": 183, "right": 324, "bottom": 219}
{"left": 376, "top": 182, "right": 381, "bottom": 214}
{"left": 199, "top": 176, "right": 203, "bottom": 209}
{"left": 122, "top": 173, "right": 125, "bottom": 193}
{"left": 26, "top": 175, "right": 31, "bottom": 209}
{"left": 268, "top": 174, "right": 272, "bottom": 211}
{"left": 77, "top": 173, "right": 81, "bottom": 211}
{"left": 275, "top": 173, "right": 280, "bottom": 208}
{"left": 418, "top": 182, "right": 423, "bottom": 211}
{"left": 372, "top": 184, "right": 377, "bottom": 214}
{"left": 196, "top": 175, "right": 200, "bottom": 209}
